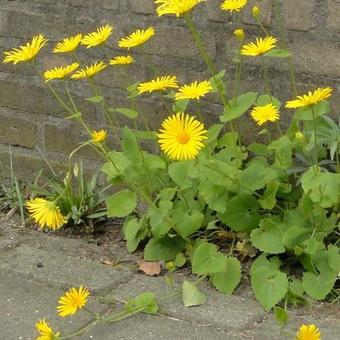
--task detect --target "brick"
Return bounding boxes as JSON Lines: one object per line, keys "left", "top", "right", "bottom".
{"left": 143, "top": 26, "right": 216, "bottom": 60}
{"left": 0, "top": 149, "right": 51, "bottom": 180}
{"left": 44, "top": 123, "right": 100, "bottom": 160}
{"left": 129, "top": 0, "right": 155, "bottom": 14}
{"left": 328, "top": 0, "right": 340, "bottom": 31}
{"left": 284, "top": 0, "right": 314, "bottom": 31}
{"left": 66, "top": 0, "right": 120, "bottom": 10}
{"left": 242, "top": 0, "right": 273, "bottom": 26}
{"left": 0, "top": 110, "right": 37, "bottom": 148}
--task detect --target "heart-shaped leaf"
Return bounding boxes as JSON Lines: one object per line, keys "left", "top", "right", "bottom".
{"left": 251, "top": 267, "right": 288, "bottom": 311}
{"left": 182, "top": 280, "right": 207, "bottom": 307}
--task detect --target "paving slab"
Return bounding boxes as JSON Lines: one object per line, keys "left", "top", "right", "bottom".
{"left": 0, "top": 272, "right": 106, "bottom": 340}
{"left": 105, "top": 274, "right": 266, "bottom": 331}
{"left": 0, "top": 245, "right": 134, "bottom": 294}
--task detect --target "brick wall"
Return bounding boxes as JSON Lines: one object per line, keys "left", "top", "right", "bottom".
{"left": 0, "top": 0, "right": 339, "bottom": 179}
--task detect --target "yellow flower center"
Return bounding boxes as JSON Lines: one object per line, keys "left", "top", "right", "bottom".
{"left": 177, "top": 131, "right": 190, "bottom": 144}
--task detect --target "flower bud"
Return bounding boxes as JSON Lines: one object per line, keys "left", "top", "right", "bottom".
{"left": 165, "top": 261, "right": 175, "bottom": 271}
{"left": 234, "top": 29, "right": 245, "bottom": 41}
{"left": 252, "top": 6, "right": 260, "bottom": 18}
{"left": 295, "top": 131, "right": 305, "bottom": 142}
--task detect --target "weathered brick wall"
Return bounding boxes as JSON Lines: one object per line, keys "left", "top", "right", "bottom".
{"left": 0, "top": 0, "right": 339, "bottom": 179}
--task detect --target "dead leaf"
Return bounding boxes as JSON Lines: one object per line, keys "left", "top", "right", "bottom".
{"left": 137, "top": 260, "right": 162, "bottom": 276}
{"left": 101, "top": 259, "right": 122, "bottom": 268}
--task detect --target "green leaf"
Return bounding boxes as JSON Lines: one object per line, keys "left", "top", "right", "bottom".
{"left": 168, "top": 161, "right": 195, "bottom": 187}
{"left": 124, "top": 292, "right": 158, "bottom": 315}
{"left": 301, "top": 167, "right": 340, "bottom": 208}
{"left": 199, "top": 182, "right": 229, "bottom": 214}
{"left": 220, "top": 92, "right": 258, "bottom": 123}
{"left": 251, "top": 267, "right": 288, "bottom": 312}
{"left": 144, "top": 235, "right": 186, "bottom": 261}
{"left": 239, "top": 158, "right": 277, "bottom": 191}
{"left": 274, "top": 306, "right": 289, "bottom": 325}
{"left": 283, "top": 226, "right": 310, "bottom": 249}
{"left": 302, "top": 266, "right": 337, "bottom": 300}
{"left": 114, "top": 108, "right": 138, "bottom": 119}
{"left": 106, "top": 190, "right": 137, "bottom": 217}
{"left": 85, "top": 95, "right": 104, "bottom": 103}
{"left": 265, "top": 48, "right": 292, "bottom": 58}
{"left": 259, "top": 181, "right": 279, "bottom": 210}
{"left": 192, "top": 242, "right": 225, "bottom": 275}
{"left": 149, "top": 201, "right": 173, "bottom": 237}
{"left": 182, "top": 280, "right": 207, "bottom": 307}
{"left": 326, "top": 245, "right": 340, "bottom": 273}
{"left": 250, "top": 254, "right": 281, "bottom": 276}
{"left": 211, "top": 257, "right": 241, "bottom": 294}
{"left": 206, "top": 124, "right": 223, "bottom": 144}
{"left": 172, "top": 99, "right": 189, "bottom": 113}
{"left": 250, "top": 218, "right": 285, "bottom": 254}
{"left": 101, "top": 151, "right": 130, "bottom": 178}
{"left": 143, "top": 152, "right": 166, "bottom": 171}
{"left": 209, "top": 69, "right": 226, "bottom": 93}
{"left": 173, "top": 253, "right": 187, "bottom": 268}
{"left": 268, "top": 136, "right": 293, "bottom": 169}
{"left": 219, "top": 194, "right": 261, "bottom": 232}
{"left": 294, "top": 101, "right": 330, "bottom": 120}
{"left": 134, "top": 131, "right": 157, "bottom": 140}
{"left": 122, "top": 127, "right": 142, "bottom": 166}
{"left": 256, "top": 94, "right": 281, "bottom": 109}
{"left": 124, "top": 218, "right": 142, "bottom": 252}
{"left": 172, "top": 208, "right": 204, "bottom": 238}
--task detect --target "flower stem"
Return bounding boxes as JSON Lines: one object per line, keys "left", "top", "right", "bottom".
{"left": 311, "top": 106, "right": 319, "bottom": 166}
{"left": 183, "top": 14, "right": 230, "bottom": 110}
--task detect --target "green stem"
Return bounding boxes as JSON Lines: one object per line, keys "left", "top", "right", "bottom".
{"left": 261, "top": 56, "right": 272, "bottom": 99}
{"left": 183, "top": 14, "right": 230, "bottom": 110}
{"left": 311, "top": 106, "right": 319, "bottom": 166}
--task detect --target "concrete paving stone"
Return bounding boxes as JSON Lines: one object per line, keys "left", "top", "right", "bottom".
{"left": 0, "top": 245, "right": 134, "bottom": 294}
{"left": 105, "top": 274, "right": 266, "bottom": 332}
{"left": 244, "top": 311, "right": 340, "bottom": 340}
{"left": 0, "top": 272, "right": 107, "bottom": 340}
{"left": 88, "top": 313, "right": 230, "bottom": 340}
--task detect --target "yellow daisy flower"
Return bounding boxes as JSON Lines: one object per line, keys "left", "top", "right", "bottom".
{"left": 251, "top": 103, "right": 280, "bottom": 126}
{"left": 155, "top": 0, "right": 205, "bottom": 17}
{"left": 43, "top": 63, "right": 79, "bottom": 82}
{"left": 285, "top": 87, "right": 333, "bottom": 109}
{"left": 3, "top": 34, "right": 48, "bottom": 64}
{"left": 158, "top": 113, "right": 207, "bottom": 161}
{"left": 71, "top": 61, "right": 107, "bottom": 80}
{"left": 221, "top": 0, "right": 248, "bottom": 13}
{"left": 57, "top": 286, "right": 90, "bottom": 317}
{"left": 138, "top": 76, "right": 179, "bottom": 94}
{"left": 296, "top": 324, "right": 321, "bottom": 340}
{"left": 81, "top": 25, "right": 113, "bottom": 48}
{"left": 241, "top": 36, "right": 277, "bottom": 57}
{"left": 26, "top": 198, "right": 67, "bottom": 231}
{"left": 175, "top": 80, "right": 212, "bottom": 101}
{"left": 53, "top": 34, "right": 82, "bottom": 53}
{"left": 118, "top": 27, "right": 155, "bottom": 49}
{"left": 36, "top": 319, "right": 60, "bottom": 340}
{"left": 234, "top": 28, "right": 245, "bottom": 41}
{"left": 91, "top": 129, "right": 107, "bottom": 143}
{"left": 110, "top": 55, "right": 135, "bottom": 65}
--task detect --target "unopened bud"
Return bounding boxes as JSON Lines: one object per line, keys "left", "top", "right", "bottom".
{"left": 252, "top": 6, "right": 260, "bottom": 18}
{"left": 234, "top": 28, "right": 245, "bottom": 41}
{"left": 295, "top": 131, "right": 305, "bottom": 142}
{"left": 165, "top": 261, "right": 175, "bottom": 271}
